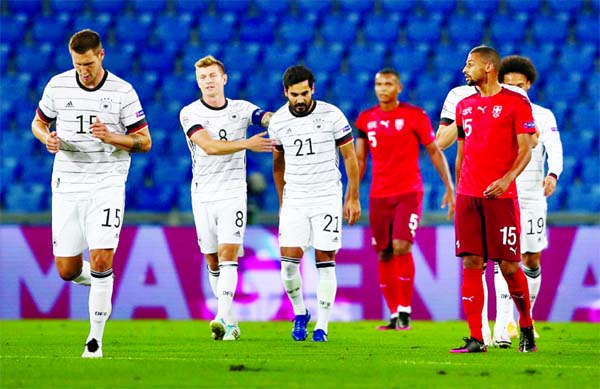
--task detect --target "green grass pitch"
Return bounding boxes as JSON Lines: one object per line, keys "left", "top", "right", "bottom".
{"left": 1, "top": 320, "right": 598, "bottom": 388}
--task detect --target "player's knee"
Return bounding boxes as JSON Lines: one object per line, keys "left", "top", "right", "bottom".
{"left": 56, "top": 264, "right": 80, "bottom": 281}
{"left": 392, "top": 240, "right": 412, "bottom": 256}
{"left": 378, "top": 251, "right": 393, "bottom": 262}
{"left": 90, "top": 250, "right": 114, "bottom": 272}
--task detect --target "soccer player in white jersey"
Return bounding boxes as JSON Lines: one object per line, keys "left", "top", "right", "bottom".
{"left": 436, "top": 76, "right": 535, "bottom": 347}
{"left": 31, "top": 29, "right": 152, "bottom": 358}
{"left": 269, "top": 65, "right": 361, "bottom": 342}
{"left": 491, "top": 55, "right": 563, "bottom": 347}
{"left": 179, "top": 55, "right": 273, "bottom": 341}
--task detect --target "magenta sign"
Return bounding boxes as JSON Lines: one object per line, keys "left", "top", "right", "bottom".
{"left": 0, "top": 225, "right": 598, "bottom": 322}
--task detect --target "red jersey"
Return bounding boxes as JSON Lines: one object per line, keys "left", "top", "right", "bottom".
{"left": 356, "top": 103, "right": 435, "bottom": 197}
{"left": 456, "top": 87, "right": 536, "bottom": 198}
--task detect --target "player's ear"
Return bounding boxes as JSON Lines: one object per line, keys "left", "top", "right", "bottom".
{"left": 222, "top": 73, "right": 228, "bottom": 85}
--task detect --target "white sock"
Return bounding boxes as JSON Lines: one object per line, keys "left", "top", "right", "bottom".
{"left": 397, "top": 305, "right": 411, "bottom": 314}
{"left": 493, "top": 262, "right": 515, "bottom": 337}
{"left": 217, "top": 261, "right": 238, "bottom": 324}
{"left": 72, "top": 261, "right": 91, "bottom": 286}
{"left": 481, "top": 266, "right": 491, "bottom": 344}
{"left": 315, "top": 262, "right": 337, "bottom": 333}
{"left": 87, "top": 269, "right": 114, "bottom": 344}
{"left": 523, "top": 265, "right": 541, "bottom": 316}
{"left": 207, "top": 265, "right": 220, "bottom": 299}
{"left": 281, "top": 257, "right": 306, "bottom": 316}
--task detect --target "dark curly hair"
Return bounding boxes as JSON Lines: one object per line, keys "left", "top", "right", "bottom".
{"left": 498, "top": 55, "right": 538, "bottom": 84}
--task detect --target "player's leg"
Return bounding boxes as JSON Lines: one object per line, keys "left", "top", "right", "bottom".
{"left": 279, "top": 203, "right": 310, "bottom": 341}
{"left": 481, "top": 262, "right": 492, "bottom": 346}
{"left": 450, "top": 195, "right": 486, "bottom": 353}
{"left": 493, "top": 261, "right": 516, "bottom": 347}
{"left": 85, "top": 248, "right": 114, "bottom": 358}
{"left": 205, "top": 253, "right": 220, "bottom": 299}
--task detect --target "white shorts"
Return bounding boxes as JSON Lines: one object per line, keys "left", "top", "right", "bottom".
{"left": 192, "top": 194, "right": 247, "bottom": 254}
{"left": 52, "top": 186, "right": 125, "bottom": 257}
{"left": 520, "top": 201, "right": 548, "bottom": 254}
{"left": 279, "top": 197, "right": 342, "bottom": 252}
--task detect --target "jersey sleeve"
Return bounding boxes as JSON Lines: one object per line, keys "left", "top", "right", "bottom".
{"left": 37, "top": 82, "right": 57, "bottom": 123}
{"left": 514, "top": 95, "right": 536, "bottom": 135}
{"left": 180, "top": 106, "right": 204, "bottom": 138}
{"left": 415, "top": 108, "right": 436, "bottom": 145}
{"left": 455, "top": 101, "right": 465, "bottom": 140}
{"left": 541, "top": 110, "right": 563, "bottom": 178}
{"left": 121, "top": 87, "right": 148, "bottom": 134}
{"left": 440, "top": 89, "right": 460, "bottom": 123}
{"left": 332, "top": 107, "right": 354, "bottom": 146}
{"left": 267, "top": 119, "right": 282, "bottom": 150}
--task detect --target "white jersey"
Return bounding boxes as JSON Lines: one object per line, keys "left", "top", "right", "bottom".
{"left": 439, "top": 84, "right": 529, "bottom": 123}
{"left": 179, "top": 98, "right": 265, "bottom": 202}
{"left": 268, "top": 100, "right": 354, "bottom": 204}
{"left": 517, "top": 103, "right": 563, "bottom": 202}
{"left": 37, "top": 69, "right": 147, "bottom": 193}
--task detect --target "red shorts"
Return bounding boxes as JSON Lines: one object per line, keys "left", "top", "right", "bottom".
{"left": 454, "top": 194, "right": 521, "bottom": 262}
{"left": 369, "top": 192, "right": 423, "bottom": 252}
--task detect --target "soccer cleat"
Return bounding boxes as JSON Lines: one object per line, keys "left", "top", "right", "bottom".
{"left": 493, "top": 332, "right": 512, "bottom": 349}
{"left": 223, "top": 324, "right": 241, "bottom": 341}
{"left": 376, "top": 316, "right": 398, "bottom": 330}
{"left": 209, "top": 318, "right": 226, "bottom": 341}
{"left": 506, "top": 320, "right": 519, "bottom": 339}
{"left": 397, "top": 312, "right": 411, "bottom": 330}
{"left": 291, "top": 310, "right": 311, "bottom": 341}
{"left": 312, "top": 329, "right": 328, "bottom": 342}
{"left": 81, "top": 338, "right": 103, "bottom": 358}
{"left": 519, "top": 327, "right": 537, "bottom": 353}
{"left": 450, "top": 337, "right": 487, "bottom": 353}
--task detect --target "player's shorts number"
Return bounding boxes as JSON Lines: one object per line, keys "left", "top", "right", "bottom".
{"left": 408, "top": 213, "right": 419, "bottom": 237}
{"left": 235, "top": 210, "right": 244, "bottom": 227}
{"left": 526, "top": 217, "right": 544, "bottom": 235}
{"left": 500, "top": 226, "right": 517, "bottom": 246}
{"left": 101, "top": 208, "right": 121, "bottom": 228}
{"left": 323, "top": 214, "right": 340, "bottom": 233}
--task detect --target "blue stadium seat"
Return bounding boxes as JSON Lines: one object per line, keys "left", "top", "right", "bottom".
{"left": 132, "top": 0, "right": 166, "bottom": 13}
{"left": 532, "top": 15, "right": 569, "bottom": 45}
{"left": 422, "top": 0, "right": 457, "bottom": 13}
{"left": 7, "top": 0, "right": 41, "bottom": 15}
{"left": 133, "top": 186, "right": 176, "bottom": 212}
{"left": 180, "top": 42, "right": 222, "bottom": 72}
{"left": 406, "top": 16, "right": 442, "bottom": 45}
{"left": 447, "top": 13, "right": 485, "bottom": 46}
{"left": 254, "top": 0, "right": 291, "bottom": 15}
{"left": 103, "top": 43, "right": 136, "bottom": 75}
{"left": 244, "top": 70, "right": 282, "bottom": 107}
{"left": 0, "top": 43, "right": 10, "bottom": 74}
{"left": 587, "top": 73, "right": 600, "bottom": 101}
{"left": 161, "top": 74, "right": 199, "bottom": 107}
{"left": 518, "top": 43, "right": 555, "bottom": 75}
{"left": 50, "top": 0, "right": 83, "bottom": 12}
{"left": 433, "top": 43, "right": 473, "bottom": 73}
{"left": 346, "top": 43, "right": 387, "bottom": 74}
{"left": 15, "top": 44, "right": 52, "bottom": 74}
{"left": 390, "top": 43, "right": 430, "bottom": 77}
{"left": 1, "top": 73, "right": 32, "bottom": 107}
{"left": 0, "top": 14, "right": 28, "bottom": 45}
{"left": 338, "top": 0, "right": 374, "bottom": 13}
{"left": 144, "top": 100, "right": 183, "bottom": 131}
{"left": 490, "top": 14, "right": 527, "bottom": 45}
{"left": 127, "top": 154, "right": 151, "bottom": 189}
{"left": 198, "top": 13, "right": 237, "bottom": 43}
{"left": 239, "top": 15, "right": 277, "bottom": 43}
{"left": 177, "top": 184, "right": 192, "bottom": 212}
{"left": 566, "top": 184, "right": 600, "bottom": 212}
{"left": 505, "top": 0, "right": 541, "bottom": 13}
{"left": 296, "top": 0, "right": 332, "bottom": 14}
{"left": 173, "top": 0, "right": 208, "bottom": 13}
{"left": 90, "top": 0, "right": 126, "bottom": 13}
{"left": 546, "top": 186, "right": 564, "bottom": 211}
{"left": 570, "top": 102, "right": 599, "bottom": 132}
{"left": 547, "top": 0, "right": 584, "bottom": 14}
{"left": 115, "top": 13, "right": 153, "bottom": 46}
{"left": 278, "top": 16, "right": 317, "bottom": 46}
{"left": 155, "top": 13, "right": 193, "bottom": 47}
{"left": 216, "top": 0, "right": 250, "bottom": 15}
{"left": 305, "top": 43, "right": 344, "bottom": 73}
{"left": 362, "top": 13, "right": 401, "bottom": 45}
{"left": 222, "top": 43, "right": 261, "bottom": 74}
{"left": 151, "top": 157, "right": 191, "bottom": 188}
{"left": 0, "top": 157, "right": 19, "bottom": 188}
{"left": 330, "top": 72, "right": 370, "bottom": 105}
{"left": 574, "top": 15, "right": 599, "bottom": 44}
{"left": 544, "top": 73, "right": 583, "bottom": 106}
{"left": 71, "top": 13, "right": 112, "bottom": 38}
{"left": 380, "top": 0, "right": 413, "bottom": 14}
{"left": 261, "top": 43, "right": 300, "bottom": 74}
{"left": 557, "top": 43, "right": 597, "bottom": 74}
{"left": 320, "top": 13, "right": 359, "bottom": 45}
{"left": 463, "top": 0, "right": 498, "bottom": 15}
{"left": 126, "top": 72, "right": 159, "bottom": 105}
{"left": 139, "top": 44, "right": 178, "bottom": 74}
{"left": 4, "top": 183, "right": 46, "bottom": 213}
{"left": 20, "top": 156, "right": 53, "bottom": 185}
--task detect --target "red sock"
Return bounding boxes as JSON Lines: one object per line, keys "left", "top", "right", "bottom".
{"left": 378, "top": 259, "right": 399, "bottom": 314}
{"left": 503, "top": 268, "right": 533, "bottom": 328}
{"left": 395, "top": 253, "right": 415, "bottom": 308}
{"left": 462, "top": 268, "right": 484, "bottom": 341}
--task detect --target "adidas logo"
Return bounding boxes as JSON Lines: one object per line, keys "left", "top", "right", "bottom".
{"left": 233, "top": 231, "right": 241, "bottom": 237}
{"left": 65, "top": 101, "right": 74, "bottom": 108}
{"left": 286, "top": 128, "right": 292, "bottom": 134}
{"left": 332, "top": 236, "right": 339, "bottom": 242}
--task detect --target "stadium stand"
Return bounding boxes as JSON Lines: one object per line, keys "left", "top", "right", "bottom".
{"left": 1, "top": 0, "right": 598, "bottom": 216}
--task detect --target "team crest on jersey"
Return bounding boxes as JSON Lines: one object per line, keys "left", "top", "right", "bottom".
{"left": 313, "top": 118, "right": 324, "bottom": 130}
{"left": 492, "top": 105, "right": 503, "bottom": 118}
{"left": 228, "top": 111, "right": 240, "bottom": 122}
{"left": 99, "top": 98, "right": 112, "bottom": 112}
{"left": 462, "top": 107, "right": 472, "bottom": 116}
{"left": 395, "top": 119, "right": 404, "bottom": 131}
{"left": 367, "top": 121, "right": 377, "bottom": 129}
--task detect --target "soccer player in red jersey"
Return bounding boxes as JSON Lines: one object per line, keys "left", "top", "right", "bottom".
{"left": 356, "top": 68, "right": 455, "bottom": 330}
{"left": 450, "top": 46, "right": 538, "bottom": 353}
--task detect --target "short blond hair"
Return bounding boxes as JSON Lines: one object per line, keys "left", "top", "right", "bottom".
{"left": 194, "top": 55, "right": 226, "bottom": 74}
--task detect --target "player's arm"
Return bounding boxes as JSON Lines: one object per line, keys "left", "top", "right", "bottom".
{"left": 31, "top": 111, "right": 59, "bottom": 154}
{"left": 90, "top": 116, "right": 152, "bottom": 153}
{"left": 542, "top": 114, "right": 563, "bottom": 197}
{"left": 355, "top": 130, "right": 369, "bottom": 181}
{"left": 455, "top": 139, "right": 464, "bottom": 188}
{"left": 339, "top": 142, "right": 361, "bottom": 225}
{"left": 436, "top": 119, "right": 457, "bottom": 150}
{"left": 483, "top": 133, "right": 532, "bottom": 198}
{"left": 190, "top": 128, "right": 273, "bottom": 155}
{"left": 272, "top": 147, "right": 285, "bottom": 207}
{"left": 260, "top": 112, "right": 273, "bottom": 128}
{"left": 425, "top": 141, "right": 455, "bottom": 219}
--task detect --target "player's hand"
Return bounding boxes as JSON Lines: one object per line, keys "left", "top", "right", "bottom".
{"left": 90, "top": 116, "right": 110, "bottom": 143}
{"left": 246, "top": 131, "right": 275, "bottom": 152}
{"left": 543, "top": 175, "right": 557, "bottom": 197}
{"left": 343, "top": 198, "right": 361, "bottom": 226}
{"left": 441, "top": 188, "right": 455, "bottom": 220}
{"left": 45, "top": 131, "right": 60, "bottom": 154}
{"left": 483, "top": 178, "right": 510, "bottom": 199}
